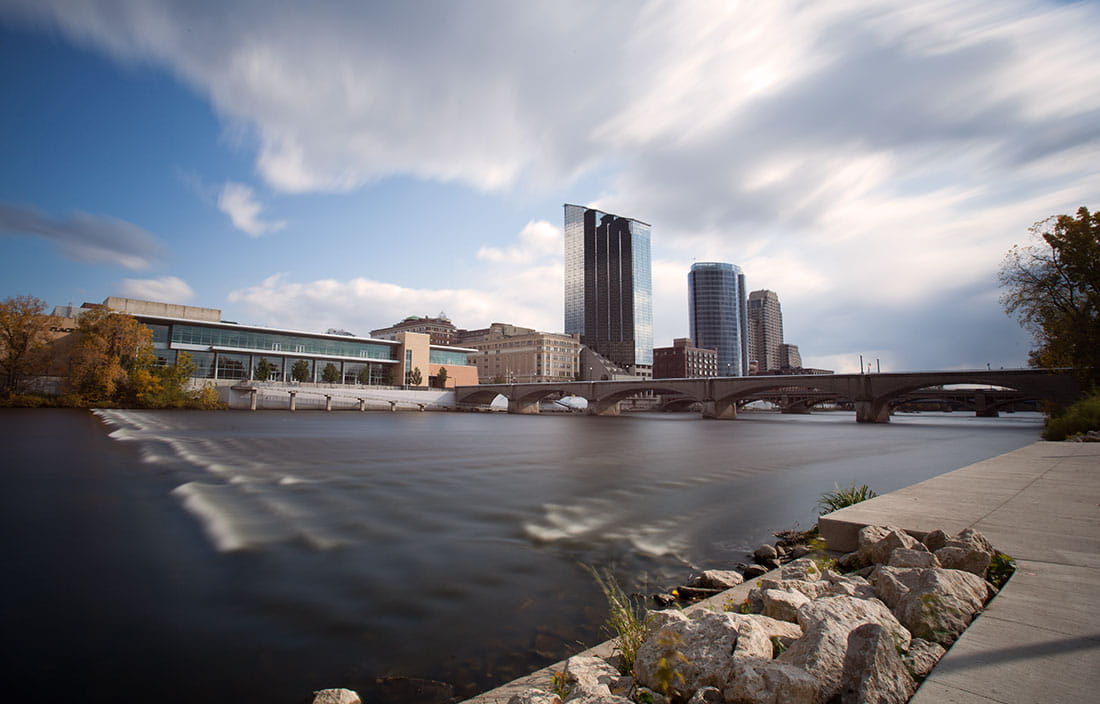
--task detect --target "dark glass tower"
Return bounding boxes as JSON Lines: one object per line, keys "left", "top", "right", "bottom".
{"left": 689, "top": 262, "right": 747, "bottom": 377}
{"left": 564, "top": 204, "right": 653, "bottom": 373}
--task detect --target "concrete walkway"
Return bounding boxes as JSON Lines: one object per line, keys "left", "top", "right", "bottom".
{"left": 820, "top": 441, "right": 1100, "bottom": 703}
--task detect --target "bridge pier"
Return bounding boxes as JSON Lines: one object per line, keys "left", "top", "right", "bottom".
{"left": 974, "top": 393, "right": 999, "bottom": 417}
{"left": 855, "top": 401, "right": 891, "bottom": 423}
{"left": 702, "top": 399, "right": 737, "bottom": 420}
{"left": 587, "top": 398, "right": 621, "bottom": 416}
{"left": 508, "top": 398, "right": 541, "bottom": 414}
{"left": 288, "top": 391, "right": 297, "bottom": 411}
{"left": 249, "top": 388, "right": 258, "bottom": 411}
{"left": 325, "top": 395, "right": 333, "bottom": 412}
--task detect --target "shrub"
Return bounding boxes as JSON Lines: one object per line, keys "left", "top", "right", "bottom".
{"left": 987, "top": 551, "right": 1016, "bottom": 589}
{"left": 585, "top": 565, "right": 651, "bottom": 674}
{"left": 1042, "top": 392, "right": 1100, "bottom": 440}
{"left": 817, "top": 483, "right": 877, "bottom": 515}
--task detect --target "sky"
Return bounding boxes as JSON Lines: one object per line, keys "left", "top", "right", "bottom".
{"left": 1, "top": 0, "right": 1098, "bottom": 373}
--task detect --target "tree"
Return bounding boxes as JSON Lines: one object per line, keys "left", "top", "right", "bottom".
{"left": 321, "top": 362, "right": 340, "bottom": 383}
{"left": 69, "top": 307, "right": 155, "bottom": 402}
{"left": 1000, "top": 206, "right": 1100, "bottom": 387}
{"left": 255, "top": 357, "right": 274, "bottom": 382}
{"left": 435, "top": 366, "right": 448, "bottom": 388}
{"left": 358, "top": 364, "right": 372, "bottom": 385}
{"left": 408, "top": 366, "right": 423, "bottom": 386}
{"left": 291, "top": 359, "right": 311, "bottom": 382}
{"left": 381, "top": 366, "right": 394, "bottom": 386}
{"left": 0, "top": 295, "right": 56, "bottom": 394}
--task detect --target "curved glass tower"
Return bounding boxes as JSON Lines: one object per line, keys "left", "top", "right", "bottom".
{"left": 564, "top": 204, "right": 653, "bottom": 374}
{"left": 689, "top": 262, "right": 747, "bottom": 377}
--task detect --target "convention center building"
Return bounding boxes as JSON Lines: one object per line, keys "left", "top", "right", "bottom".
{"left": 55, "top": 297, "right": 479, "bottom": 388}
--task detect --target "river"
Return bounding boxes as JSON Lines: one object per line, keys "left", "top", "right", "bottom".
{"left": 0, "top": 408, "right": 1043, "bottom": 703}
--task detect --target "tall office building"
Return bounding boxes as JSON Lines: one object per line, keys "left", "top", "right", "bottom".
{"left": 747, "top": 289, "right": 784, "bottom": 373}
{"left": 688, "top": 262, "right": 748, "bottom": 377}
{"left": 564, "top": 204, "right": 653, "bottom": 375}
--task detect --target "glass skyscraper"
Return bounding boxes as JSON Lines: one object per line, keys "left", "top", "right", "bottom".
{"left": 689, "top": 262, "right": 748, "bottom": 377}
{"left": 564, "top": 204, "right": 653, "bottom": 373}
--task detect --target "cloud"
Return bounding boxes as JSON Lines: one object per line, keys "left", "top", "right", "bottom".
{"left": 3, "top": 0, "right": 1098, "bottom": 370}
{"left": 217, "top": 182, "right": 286, "bottom": 237}
{"left": 0, "top": 202, "right": 162, "bottom": 269}
{"left": 229, "top": 220, "right": 565, "bottom": 336}
{"left": 116, "top": 275, "right": 195, "bottom": 303}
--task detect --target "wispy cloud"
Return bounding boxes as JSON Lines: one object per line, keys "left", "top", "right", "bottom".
{"left": 0, "top": 203, "right": 162, "bottom": 269}
{"left": 116, "top": 275, "right": 194, "bottom": 303}
{"left": 217, "top": 182, "right": 286, "bottom": 237}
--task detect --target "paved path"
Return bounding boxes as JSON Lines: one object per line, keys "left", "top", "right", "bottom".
{"left": 820, "top": 441, "right": 1100, "bottom": 703}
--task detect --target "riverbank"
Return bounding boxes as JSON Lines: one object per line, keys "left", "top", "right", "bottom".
{"left": 457, "top": 440, "right": 1100, "bottom": 704}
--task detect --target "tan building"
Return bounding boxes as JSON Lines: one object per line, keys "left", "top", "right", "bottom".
{"left": 371, "top": 314, "right": 457, "bottom": 345}
{"left": 457, "top": 323, "right": 581, "bottom": 383}
{"left": 747, "top": 289, "right": 783, "bottom": 374}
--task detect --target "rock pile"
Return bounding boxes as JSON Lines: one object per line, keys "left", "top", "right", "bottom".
{"left": 508, "top": 525, "right": 1007, "bottom": 704}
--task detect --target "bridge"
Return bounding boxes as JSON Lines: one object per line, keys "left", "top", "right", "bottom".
{"left": 454, "top": 369, "right": 1081, "bottom": 423}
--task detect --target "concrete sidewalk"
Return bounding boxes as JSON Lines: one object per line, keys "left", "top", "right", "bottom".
{"left": 820, "top": 441, "right": 1100, "bottom": 703}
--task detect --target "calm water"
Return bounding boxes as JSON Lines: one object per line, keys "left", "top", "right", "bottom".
{"left": 0, "top": 408, "right": 1043, "bottom": 703}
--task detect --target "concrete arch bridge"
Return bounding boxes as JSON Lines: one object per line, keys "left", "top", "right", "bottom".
{"left": 454, "top": 369, "right": 1080, "bottom": 423}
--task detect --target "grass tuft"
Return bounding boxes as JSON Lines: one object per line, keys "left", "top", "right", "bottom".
{"left": 584, "top": 565, "right": 651, "bottom": 674}
{"left": 817, "top": 483, "right": 877, "bottom": 515}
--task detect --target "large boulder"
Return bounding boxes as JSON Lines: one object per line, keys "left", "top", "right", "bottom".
{"left": 690, "top": 570, "right": 745, "bottom": 590}
{"left": 934, "top": 545, "right": 990, "bottom": 576}
{"left": 903, "top": 638, "right": 947, "bottom": 680}
{"left": 870, "top": 566, "right": 993, "bottom": 646}
{"left": 888, "top": 548, "right": 941, "bottom": 569}
{"left": 754, "top": 544, "right": 779, "bottom": 563}
{"left": 780, "top": 557, "right": 837, "bottom": 582}
{"left": 724, "top": 658, "right": 819, "bottom": 704}
{"left": 562, "top": 656, "right": 632, "bottom": 704}
{"left": 823, "top": 573, "right": 877, "bottom": 600}
{"left": 835, "top": 623, "right": 916, "bottom": 704}
{"left": 777, "top": 596, "right": 911, "bottom": 702}
{"left": 762, "top": 589, "right": 812, "bottom": 623}
{"left": 312, "top": 690, "right": 361, "bottom": 704}
{"left": 635, "top": 611, "right": 801, "bottom": 696}
{"left": 857, "top": 526, "right": 924, "bottom": 566}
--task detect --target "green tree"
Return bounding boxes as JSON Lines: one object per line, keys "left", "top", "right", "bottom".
{"left": 435, "top": 366, "right": 448, "bottom": 388}
{"left": 358, "top": 364, "right": 372, "bottom": 385}
{"left": 254, "top": 357, "right": 274, "bottom": 382}
{"left": 381, "top": 366, "right": 394, "bottom": 386}
{"left": 321, "top": 362, "right": 340, "bottom": 383}
{"left": 1000, "top": 206, "right": 1100, "bottom": 387}
{"left": 0, "top": 295, "right": 57, "bottom": 394}
{"left": 69, "top": 307, "right": 155, "bottom": 402}
{"left": 408, "top": 366, "right": 423, "bottom": 386}
{"left": 290, "top": 359, "right": 311, "bottom": 382}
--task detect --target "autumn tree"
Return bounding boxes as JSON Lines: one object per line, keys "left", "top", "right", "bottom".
{"left": 0, "top": 295, "right": 57, "bottom": 394}
{"left": 69, "top": 307, "right": 155, "bottom": 402}
{"left": 1000, "top": 206, "right": 1100, "bottom": 387}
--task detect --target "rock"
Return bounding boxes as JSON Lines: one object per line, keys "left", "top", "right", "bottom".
{"left": 922, "top": 529, "right": 950, "bottom": 553}
{"left": 789, "top": 544, "right": 811, "bottom": 560}
{"left": 507, "top": 689, "right": 561, "bottom": 704}
{"left": 742, "top": 564, "right": 769, "bottom": 579}
{"left": 690, "top": 570, "right": 745, "bottom": 589}
{"left": 954, "top": 528, "right": 995, "bottom": 555}
{"left": 634, "top": 688, "right": 669, "bottom": 704}
{"left": 903, "top": 638, "right": 947, "bottom": 680}
{"left": 857, "top": 525, "right": 923, "bottom": 566}
{"left": 563, "top": 656, "right": 632, "bottom": 704}
{"left": 835, "top": 623, "right": 916, "bottom": 704}
{"left": 870, "top": 566, "right": 992, "bottom": 646}
{"left": 823, "top": 573, "right": 877, "bottom": 600}
{"left": 889, "top": 548, "right": 941, "bottom": 569}
{"left": 761, "top": 589, "right": 812, "bottom": 623}
{"left": 635, "top": 611, "right": 800, "bottom": 695}
{"left": 724, "top": 658, "right": 819, "bottom": 704}
{"left": 754, "top": 544, "right": 779, "bottom": 563}
{"left": 775, "top": 544, "right": 789, "bottom": 557}
{"left": 778, "top": 596, "right": 911, "bottom": 702}
{"left": 687, "top": 686, "right": 723, "bottom": 704}
{"left": 653, "top": 593, "right": 678, "bottom": 608}
{"left": 934, "top": 545, "right": 991, "bottom": 576}
{"left": 755, "top": 577, "right": 831, "bottom": 600}
{"left": 676, "top": 586, "right": 725, "bottom": 601}
{"left": 312, "top": 689, "right": 361, "bottom": 704}
{"left": 836, "top": 551, "right": 864, "bottom": 571}
{"left": 781, "top": 557, "right": 834, "bottom": 582}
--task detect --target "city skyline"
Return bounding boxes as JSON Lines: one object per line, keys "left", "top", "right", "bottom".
{"left": 2, "top": 2, "right": 1098, "bottom": 372}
